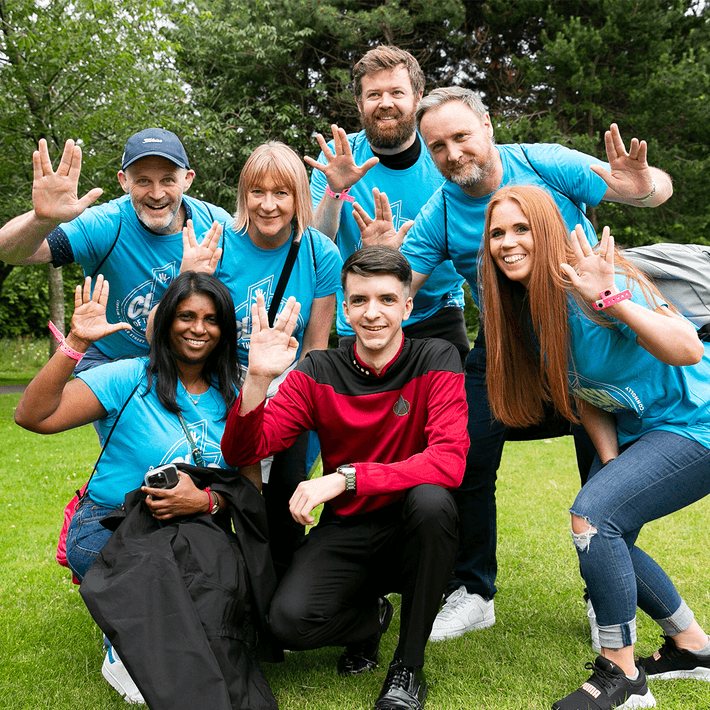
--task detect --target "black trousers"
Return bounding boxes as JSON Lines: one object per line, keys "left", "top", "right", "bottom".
{"left": 267, "top": 485, "right": 458, "bottom": 668}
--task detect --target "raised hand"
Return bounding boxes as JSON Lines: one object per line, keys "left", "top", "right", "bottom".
{"left": 68, "top": 275, "right": 131, "bottom": 347}
{"left": 180, "top": 219, "right": 223, "bottom": 275}
{"left": 305, "top": 124, "right": 379, "bottom": 193}
{"left": 247, "top": 293, "right": 302, "bottom": 380}
{"left": 352, "top": 187, "right": 414, "bottom": 249}
{"left": 560, "top": 225, "right": 617, "bottom": 302}
{"left": 32, "top": 139, "right": 103, "bottom": 225}
{"left": 590, "top": 124, "right": 655, "bottom": 201}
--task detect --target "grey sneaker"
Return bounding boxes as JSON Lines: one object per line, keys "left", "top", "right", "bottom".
{"left": 102, "top": 647, "right": 145, "bottom": 705}
{"left": 429, "top": 585, "right": 495, "bottom": 641}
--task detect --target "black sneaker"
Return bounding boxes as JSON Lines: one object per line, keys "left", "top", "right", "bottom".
{"left": 373, "top": 659, "right": 427, "bottom": 710}
{"left": 337, "top": 597, "right": 394, "bottom": 676}
{"left": 552, "top": 656, "right": 656, "bottom": 710}
{"left": 637, "top": 635, "right": 710, "bottom": 682}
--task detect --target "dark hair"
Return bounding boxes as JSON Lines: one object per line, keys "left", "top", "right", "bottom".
{"left": 341, "top": 245, "right": 412, "bottom": 292}
{"left": 352, "top": 45, "right": 425, "bottom": 101}
{"left": 146, "top": 272, "right": 239, "bottom": 417}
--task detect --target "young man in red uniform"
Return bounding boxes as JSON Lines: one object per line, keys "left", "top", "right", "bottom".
{"left": 221, "top": 245, "right": 468, "bottom": 710}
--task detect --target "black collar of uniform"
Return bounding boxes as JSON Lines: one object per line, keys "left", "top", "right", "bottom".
{"left": 349, "top": 334, "right": 406, "bottom": 378}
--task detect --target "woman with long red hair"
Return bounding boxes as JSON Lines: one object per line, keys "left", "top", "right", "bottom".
{"left": 481, "top": 185, "right": 710, "bottom": 710}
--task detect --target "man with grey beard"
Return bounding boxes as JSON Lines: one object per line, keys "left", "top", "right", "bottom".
{"left": 359, "top": 86, "right": 673, "bottom": 643}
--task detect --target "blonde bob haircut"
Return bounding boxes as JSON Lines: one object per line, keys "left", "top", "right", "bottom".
{"left": 480, "top": 185, "right": 669, "bottom": 429}
{"left": 233, "top": 141, "right": 313, "bottom": 240}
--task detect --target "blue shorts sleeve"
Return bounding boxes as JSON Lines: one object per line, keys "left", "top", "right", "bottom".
{"left": 400, "top": 190, "right": 447, "bottom": 277}
{"left": 311, "top": 229, "right": 343, "bottom": 298}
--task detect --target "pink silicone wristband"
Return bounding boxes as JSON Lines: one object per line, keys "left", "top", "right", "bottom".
{"left": 592, "top": 289, "right": 632, "bottom": 311}
{"left": 325, "top": 185, "right": 355, "bottom": 203}
{"left": 48, "top": 320, "right": 84, "bottom": 362}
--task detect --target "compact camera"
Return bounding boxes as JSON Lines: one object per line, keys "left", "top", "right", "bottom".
{"left": 144, "top": 463, "right": 180, "bottom": 490}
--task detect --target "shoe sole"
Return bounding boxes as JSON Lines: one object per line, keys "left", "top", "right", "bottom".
{"left": 645, "top": 667, "right": 710, "bottom": 682}
{"left": 102, "top": 657, "right": 144, "bottom": 705}
{"left": 429, "top": 615, "right": 495, "bottom": 642}
{"left": 615, "top": 688, "right": 656, "bottom": 709}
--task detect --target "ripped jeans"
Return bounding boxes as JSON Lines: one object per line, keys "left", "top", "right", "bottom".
{"left": 570, "top": 430, "right": 710, "bottom": 649}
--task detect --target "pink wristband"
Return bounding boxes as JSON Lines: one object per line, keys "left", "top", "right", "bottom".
{"left": 592, "top": 288, "right": 632, "bottom": 311}
{"left": 48, "top": 321, "right": 84, "bottom": 363}
{"left": 325, "top": 185, "right": 355, "bottom": 203}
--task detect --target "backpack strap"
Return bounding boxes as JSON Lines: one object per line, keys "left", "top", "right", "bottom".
{"left": 268, "top": 230, "right": 302, "bottom": 327}
{"left": 519, "top": 145, "right": 588, "bottom": 225}
{"left": 90, "top": 214, "right": 122, "bottom": 278}
{"left": 80, "top": 381, "right": 141, "bottom": 500}
{"left": 442, "top": 190, "right": 451, "bottom": 262}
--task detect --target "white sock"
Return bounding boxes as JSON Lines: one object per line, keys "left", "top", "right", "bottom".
{"left": 626, "top": 668, "right": 639, "bottom": 681}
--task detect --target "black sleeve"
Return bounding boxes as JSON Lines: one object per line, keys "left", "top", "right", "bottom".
{"left": 47, "top": 227, "right": 75, "bottom": 268}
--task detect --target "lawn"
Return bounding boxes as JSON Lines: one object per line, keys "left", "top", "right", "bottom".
{"left": 1, "top": 391, "right": 709, "bottom": 709}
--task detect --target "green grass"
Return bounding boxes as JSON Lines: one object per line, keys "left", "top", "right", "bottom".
{"left": 1, "top": 393, "right": 709, "bottom": 709}
{"left": 0, "top": 336, "right": 50, "bottom": 385}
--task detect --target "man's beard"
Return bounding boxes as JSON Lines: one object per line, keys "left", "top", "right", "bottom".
{"left": 361, "top": 109, "right": 417, "bottom": 151}
{"left": 445, "top": 145, "right": 495, "bottom": 190}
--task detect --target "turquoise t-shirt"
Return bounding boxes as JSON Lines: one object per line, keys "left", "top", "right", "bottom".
{"left": 402, "top": 142, "right": 608, "bottom": 306}
{"left": 567, "top": 275, "right": 710, "bottom": 450}
{"left": 310, "top": 130, "right": 465, "bottom": 334}
{"left": 61, "top": 195, "right": 233, "bottom": 359}
{"left": 213, "top": 225, "right": 342, "bottom": 366}
{"left": 78, "top": 358, "right": 234, "bottom": 508}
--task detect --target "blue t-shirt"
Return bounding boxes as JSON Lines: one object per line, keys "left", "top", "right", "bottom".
{"left": 78, "top": 358, "right": 234, "bottom": 509}
{"left": 58, "top": 194, "right": 233, "bottom": 359}
{"left": 310, "top": 131, "right": 465, "bottom": 335}
{"left": 567, "top": 275, "right": 710, "bottom": 450}
{"left": 214, "top": 224, "right": 342, "bottom": 366}
{"left": 402, "top": 143, "right": 609, "bottom": 306}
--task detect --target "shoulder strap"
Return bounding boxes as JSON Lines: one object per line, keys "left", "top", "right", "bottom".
{"left": 90, "top": 213, "right": 122, "bottom": 278}
{"left": 268, "top": 232, "right": 302, "bottom": 327}
{"left": 82, "top": 380, "right": 141, "bottom": 496}
{"left": 442, "top": 190, "right": 451, "bottom": 261}
{"left": 519, "top": 145, "right": 587, "bottom": 224}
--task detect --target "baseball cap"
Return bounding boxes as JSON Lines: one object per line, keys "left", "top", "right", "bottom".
{"left": 121, "top": 128, "right": 190, "bottom": 170}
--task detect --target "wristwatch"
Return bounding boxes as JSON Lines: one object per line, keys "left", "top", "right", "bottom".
{"left": 337, "top": 464, "right": 357, "bottom": 493}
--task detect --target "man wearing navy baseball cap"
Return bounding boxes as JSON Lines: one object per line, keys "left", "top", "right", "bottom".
{"left": 0, "top": 129, "right": 232, "bottom": 371}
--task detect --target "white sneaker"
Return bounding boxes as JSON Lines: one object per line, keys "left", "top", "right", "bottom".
{"left": 429, "top": 585, "right": 495, "bottom": 641}
{"left": 585, "top": 592, "right": 602, "bottom": 654}
{"left": 102, "top": 647, "right": 145, "bottom": 705}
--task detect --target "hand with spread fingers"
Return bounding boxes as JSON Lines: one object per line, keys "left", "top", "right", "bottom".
{"left": 352, "top": 187, "right": 414, "bottom": 249}
{"left": 246, "top": 293, "right": 302, "bottom": 380}
{"left": 31, "top": 139, "right": 104, "bottom": 225}
{"left": 590, "top": 123, "right": 657, "bottom": 202}
{"left": 68, "top": 275, "right": 132, "bottom": 348}
{"left": 180, "top": 219, "right": 223, "bottom": 275}
{"left": 305, "top": 124, "right": 379, "bottom": 194}
{"left": 142, "top": 471, "right": 210, "bottom": 520}
{"left": 560, "top": 225, "right": 617, "bottom": 303}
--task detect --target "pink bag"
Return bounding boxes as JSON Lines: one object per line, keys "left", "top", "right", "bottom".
{"left": 57, "top": 482, "right": 88, "bottom": 584}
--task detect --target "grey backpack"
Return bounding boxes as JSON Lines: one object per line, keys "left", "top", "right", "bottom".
{"left": 624, "top": 243, "right": 710, "bottom": 341}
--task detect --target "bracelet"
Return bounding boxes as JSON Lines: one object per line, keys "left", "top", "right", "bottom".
{"left": 204, "top": 486, "right": 212, "bottom": 513}
{"left": 325, "top": 185, "right": 355, "bottom": 203}
{"left": 638, "top": 180, "right": 657, "bottom": 204}
{"left": 48, "top": 321, "right": 84, "bottom": 363}
{"left": 591, "top": 288, "right": 632, "bottom": 311}
{"left": 209, "top": 491, "right": 220, "bottom": 515}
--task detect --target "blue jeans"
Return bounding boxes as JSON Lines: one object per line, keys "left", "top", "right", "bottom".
{"left": 66, "top": 496, "right": 115, "bottom": 582}
{"left": 570, "top": 430, "right": 710, "bottom": 649}
{"left": 454, "top": 334, "right": 595, "bottom": 599}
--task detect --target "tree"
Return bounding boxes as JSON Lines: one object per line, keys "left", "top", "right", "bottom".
{"left": 0, "top": 0, "right": 193, "bottom": 338}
